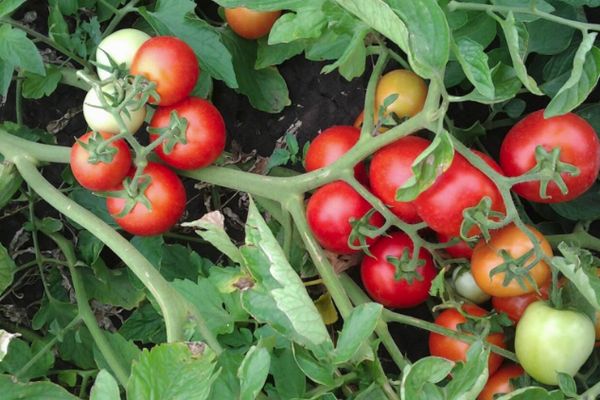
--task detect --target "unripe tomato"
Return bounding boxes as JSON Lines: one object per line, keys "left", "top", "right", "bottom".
{"left": 471, "top": 224, "right": 552, "bottom": 297}
{"left": 131, "top": 36, "right": 199, "bottom": 106}
{"left": 437, "top": 232, "right": 473, "bottom": 259}
{"left": 306, "top": 181, "right": 384, "bottom": 254}
{"left": 361, "top": 232, "right": 436, "bottom": 308}
{"left": 500, "top": 110, "right": 600, "bottom": 203}
{"left": 369, "top": 136, "right": 430, "bottom": 223}
{"left": 70, "top": 131, "right": 131, "bottom": 191}
{"left": 106, "top": 162, "right": 186, "bottom": 236}
{"left": 429, "top": 304, "right": 506, "bottom": 375}
{"left": 96, "top": 28, "right": 150, "bottom": 80}
{"left": 515, "top": 301, "right": 595, "bottom": 385}
{"left": 478, "top": 364, "right": 524, "bottom": 400}
{"left": 304, "top": 126, "right": 367, "bottom": 184}
{"left": 375, "top": 69, "right": 427, "bottom": 118}
{"left": 83, "top": 85, "right": 146, "bottom": 135}
{"left": 224, "top": 7, "right": 281, "bottom": 40}
{"left": 452, "top": 267, "right": 490, "bottom": 304}
{"left": 149, "top": 97, "right": 226, "bottom": 170}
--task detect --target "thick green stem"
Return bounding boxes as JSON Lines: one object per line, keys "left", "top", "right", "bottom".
{"left": 360, "top": 50, "right": 388, "bottom": 138}
{"left": 547, "top": 229, "right": 600, "bottom": 252}
{"left": 581, "top": 379, "right": 600, "bottom": 399}
{"left": 305, "top": 372, "right": 358, "bottom": 398}
{"left": 15, "top": 71, "right": 23, "bottom": 125}
{"left": 102, "top": 0, "right": 142, "bottom": 38}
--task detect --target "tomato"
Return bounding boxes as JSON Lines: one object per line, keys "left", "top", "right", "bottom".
{"left": 515, "top": 301, "right": 595, "bottom": 385}
{"left": 83, "top": 84, "right": 146, "bottom": 135}
{"left": 375, "top": 69, "right": 427, "bottom": 118}
{"left": 478, "top": 364, "right": 524, "bottom": 400}
{"left": 353, "top": 111, "right": 388, "bottom": 133}
{"left": 130, "top": 36, "right": 199, "bottom": 106}
{"left": 361, "top": 232, "right": 436, "bottom": 308}
{"left": 304, "top": 125, "right": 367, "bottom": 184}
{"left": 369, "top": 136, "right": 430, "bottom": 223}
{"left": 429, "top": 304, "right": 506, "bottom": 374}
{"left": 149, "top": 97, "right": 226, "bottom": 170}
{"left": 415, "top": 151, "right": 505, "bottom": 237}
{"left": 106, "top": 162, "right": 186, "bottom": 236}
{"left": 491, "top": 280, "right": 550, "bottom": 323}
{"left": 224, "top": 7, "right": 281, "bottom": 40}
{"left": 70, "top": 131, "right": 131, "bottom": 191}
{"left": 437, "top": 232, "right": 473, "bottom": 259}
{"left": 452, "top": 267, "right": 490, "bottom": 304}
{"left": 306, "top": 181, "right": 384, "bottom": 254}
{"left": 471, "top": 224, "right": 552, "bottom": 297}
{"left": 500, "top": 110, "right": 600, "bottom": 203}
{"left": 95, "top": 28, "right": 150, "bottom": 80}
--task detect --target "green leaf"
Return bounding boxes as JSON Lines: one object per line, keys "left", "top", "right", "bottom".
{"left": 0, "top": 338, "right": 54, "bottom": 381}
{"left": 400, "top": 356, "right": 453, "bottom": 399}
{"left": 496, "top": 387, "right": 565, "bottom": 400}
{"left": 182, "top": 212, "right": 242, "bottom": 264}
{"left": 22, "top": 65, "right": 62, "bottom": 99}
{"left": 306, "top": 29, "right": 352, "bottom": 61}
{"left": 77, "top": 230, "right": 104, "bottom": 266}
{"left": 0, "top": 59, "right": 14, "bottom": 97}
{"left": 209, "top": 350, "right": 243, "bottom": 400}
{"left": 0, "top": 25, "right": 44, "bottom": 75}
{"left": 396, "top": 130, "right": 454, "bottom": 202}
{"left": 557, "top": 373, "right": 578, "bottom": 397}
{"left": 127, "top": 343, "right": 219, "bottom": 400}
{"left": 69, "top": 188, "right": 117, "bottom": 228}
{"left": 458, "top": 63, "right": 521, "bottom": 104}
{"left": 292, "top": 343, "right": 335, "bottom": 386}
{"left": 387, "top": 0, "right": 450, "bottom": 79}
{"left": 119, "top": 303, "right": 166, "bottom": 344}
{"left": 321, "top": 26, "right": 368, "bottom": 81}
{"left": 0, "top": 0, "right": 26, "bottom": 17}
{"left": 0, "top": 242, "right": 15, "bottom": 297}
{"left": 492, "top": 0, "right": 555, "bottom": 22}
{"left": 0, "top": 374, "right": 78, "bottom": 399}
{"left": 445, "top": 341, "right": 489, "bottom": 399}
{"left": 268, "top": 3, "right": 327, "bottom": 44}
{"left": 0, "top": 330, "right": 19, "bottom": 363}
{"left": 90, "top": 370, "right": 121, "bottom": 400}
{"left": 453, "top": 37, "right": 494, "bottom": 98}
{"left": 271, "top": 347, "right": 306, "bottom": 398}
{"left": 48, "top": 3, "right": 72, "bottom": 53}
{"left": 93, "top": 332, "right": 141, "bottom": 378}
{"left": 238, "top": 346, "right": 271, "bottom": 400}
{"left": 81, "top": 261, "right": 145, "bottom": 310}
{"left": 256, "top": 39, "right": 305, "bottom": 69}
{"left": 240, "top": 199, "right": 333, "bottom": 358}
{"left": 551, "top": 243, "right": 600, "bottom": 310}
{"left": 333, "top": 303, "right": 381, "bottom": 364}
{"left": 355, "top": 383, "right": 388, "bottom": 400}
{"left": 212, "top": 0, "right": 305, "bottom": 10}
{"left": 452, "top": 12, "right": 497, "bottom": 49}
{"left": 550, "top": 182, "right": 600, "bottom": 221}
{"left": 527, "top": 3, "right": 575, "bottom": 55}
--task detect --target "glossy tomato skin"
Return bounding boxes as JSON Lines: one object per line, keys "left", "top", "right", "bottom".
{"left": 437, "top": 232, "right": 473, "bottom": 259}
{"left": 429, "top": 304, "right": 506, "bottom": 374}
{"left": 106, "top": 162, "right": 186, "bottom": 236}
{"left": 452, "top": 267, "right": 490, "bottom": 304}
{"left": 370, "top": 136, "right": 430, "bottom": 223}
{"left": 83, "top": 84, "right": 146, "bottom": 135}
{"left": 478, "top": 364, "right": 524, "bottom": 400}
{"left": 149, "top": 97, "right": 226, "bottom": 170}
{"left": 130, "top": 36, "right": 198, "bottom": 106}
{"left": 500, "top": 110, "right": 600, "bottom": 203}
{"left": 361, "top": 232, "right": 436, "bottom": 308}
{"left": 304, "top": 126, "right": 367, "bottom": 184}
{"left": 515, "top": 301, "right": 595, "bottom": 385}
{"left": 472, "top": 224, "right": 552, "bottom": 297}
{"left": 225, "top": 7, "right": 281, "bottom": 40}
{"left": 491, "top": 280, "right": 550, "bottom": 323}
{"left": 70, "top": 131, "right": 131, "bottom": 191}
{"left": 306, "top": 181, "right": 384, "bottom": 254}
{"left": 375, "top": 69, "right": 427, "bottom": 118}
{"left": 415, "top": 151, "right": 505, "bottom": 237}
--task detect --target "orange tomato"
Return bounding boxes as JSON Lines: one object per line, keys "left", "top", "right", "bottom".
{"left": 224, "top": 7, "right": 281, "bottom": 40}
{"left": 375, "top": 69, "right": 427, "bottom": 118}
{"left": 478, "top": 364, "right": 524, "bottom": 400}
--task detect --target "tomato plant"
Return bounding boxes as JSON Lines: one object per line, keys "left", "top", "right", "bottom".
{"left": 149, "top": 97, "right": 226, "bottom": 170}
{"left": 224, "top": 7, "right": 282, "bottom": 40}
{"left": 95, "top": 28, "right": 150, "bottom": 80}
{"left": 361, "top": 232, "right": 436, "bottom": 308}
{"left": 478, "top": 364, "right": 524, "bottom": 400}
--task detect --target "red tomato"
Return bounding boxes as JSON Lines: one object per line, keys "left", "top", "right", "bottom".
{"left": 478, "top": 364, "right": 524, "bottom": 400}
{"left": 500, "top": 110, "right": 600, "bottom": 203}
{"left": 106, "top": 162, "right": 186, "bottom": 236}
{"left": 361, "top": 232, "right": 436, "bottom": 308}
{"left": 492, "top": 281, "right": 550, "bottom": 323}
{"left": 70, "top": 131, "right": 131, "bottom": 191}
{"left": 370, "top": 136, "right": 430, "bottom": 223}
{"left": 130, "top": 36, "right": 198, "bottom": 106}
{"left": 304, "top": 125, "right": 367, "bottom": 184}
{"left": 224, "top": 7, "right": 281, "bottom": 40}
{"left": 429, "top": 304, "right": 506, "bottom": 375}
{"left": 415, "top": 150, "right": 505, "bottom": 237}
{"left": 436, "top": 232, "right": 473, "bottom": 259}
{"left": 149, "top": 97, "right": 226, "bottom": 170}
{"left": 306, "top": 181, "right": 384, "bottom": 254}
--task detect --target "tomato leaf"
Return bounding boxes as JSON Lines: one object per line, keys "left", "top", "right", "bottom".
{"left": 0, "top": 338, "right": 55, "bottom": 381}
{"left": 0, "top": 25, "right": 44, "bottom": 75}
{"left": 0, "top": 161, "right": 21, "bottom": 215}
{"left": 92, "top": 332, "right": 140, "bottom": 379}
{"left": 292, "top": 343, "right": 335, "bottom": 386}
{"left": 119, "top": 303, "right": 166, "bottom": 345}
{"left": 400, "top": 356, "right": 453, "bottom": 399}
{"left": 456, "top": 63, "right": 522, "bottom": 104}
{"left": 182, "top": 212, "right": 242, "bottom": 264}
{"left": 452, "top": 11, "right": 497, "bottom": 49}
{"left": 333, "top": 302, "right": 381, "bottom": 364}
{"left": 445, "top": 341, "right": 489, "bottom": 399}
{"left": 268, "top": 2, "right": 327, "bottom": 44}
{"left": 0, "top": 59, "right": 13, "bottom": 98}
{"left": 270, "top": 347, "right": 306, "bottom": 398}
{"left": 0, "top": 374, "right": 78, "bottom": 399}
{"left": 256, "top": 39, "right": 305, "bottom": 69}
{"left": 237, "top": 346, "right": 271, "bottom": 400}
{"left": 0, "top": 330, "right": 19, "bottom": 363}
{"left": 0, "top": 0, "right": 25, "bottom": 17}
{"left": 321, "top": 26, "right": 368, "bottom": 81}
{"left": 81, "top": 261, "right": 145, "bottom": 310}
{"left": 527, "top": 3, "right": 575, "bottom": 55}
{"left": 452, "top": 37, "right": 494, "bottom": 99}
{"left": 22, "top": 66, "right": 62, "bottom": 99}
{"left": 212, "top": 0, "right": 306, "bottom": 11}
{"left": 90, "top": 370, "right": 121, "bottom": 400}
{"left": 557, "top": 373, "right": 578, "bottom": 397}
{"left": 495, "top": 387, "right": 565, "bottom": 399}
{"left": 550, "top": 182, "right": 600, "bottom": 221}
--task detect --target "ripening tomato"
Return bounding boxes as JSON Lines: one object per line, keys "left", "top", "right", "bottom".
{"left": 500, "top": 110, "right": 600, "bottom": 203}
{"left": 478, "top": 364, "right": 524, "bottom": 400}
{"left": 361, "top": 232, "right": 436, "bottom": 308}
{"left": 95, "top": 28, "right": 150, "bottom": 80}
{"left": 130, "top": 36, "right": 199, "bottom": 106}
{"left": 471, "top": 224, "right": 552, "bottom": 297}
{"left": 375, "top": 69, "right": 427, "bottom": 118}
{"left": 353, "top": 111, "right": 388, "bottom": 134}
{"left": 149, "top": 97, "right": 226, "bottom": 170}
{"left": 304, "top": 126, "right": 367, "bottom": 184}
{"left": 491, "top": 280, "right": 550, "bottom": 323}
{"left": 415, "top": 151, "right": 505, "bottom": 237}
{"left": 429, "top": 304, "right": 506, "bottom": 374}
{"left": 369, "top": 136, "right": 430, "bottom": 223}
{"left": 224, "top": 7, "right": 281, "bottom": 40}
{"left": 437, "top": 232, "right": 473, "bottom": 259}
{"left": 306, "top": 181, "right": 384, "bottom": 254}
{"left": 70, "top": 131, "right": 131, "bottom": 191}
{"left": 83, "top": 84, "right": 146, "bottom": 135}
{"left": 106, "top": 162, "right": 186, "bottom": 236}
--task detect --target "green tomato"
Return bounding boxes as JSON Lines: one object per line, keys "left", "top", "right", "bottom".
{"left": 515, "top": 301, "right": 595, "bottom": 385}
{"left": 96, "top": 28, "right": 150, "bottom": 80}
{"left": 452, "top": 266, "right": 490, "bottom": 304}
{"left": 83, "top": 84, "right": 146, "bottom": 134}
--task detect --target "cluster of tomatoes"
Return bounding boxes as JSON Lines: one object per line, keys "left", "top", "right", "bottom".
{"left": 70, "top": 30, "right": 226, "bottom": 236}
{"left": 303, "top": 68, "right": 600, "bottom": 395}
